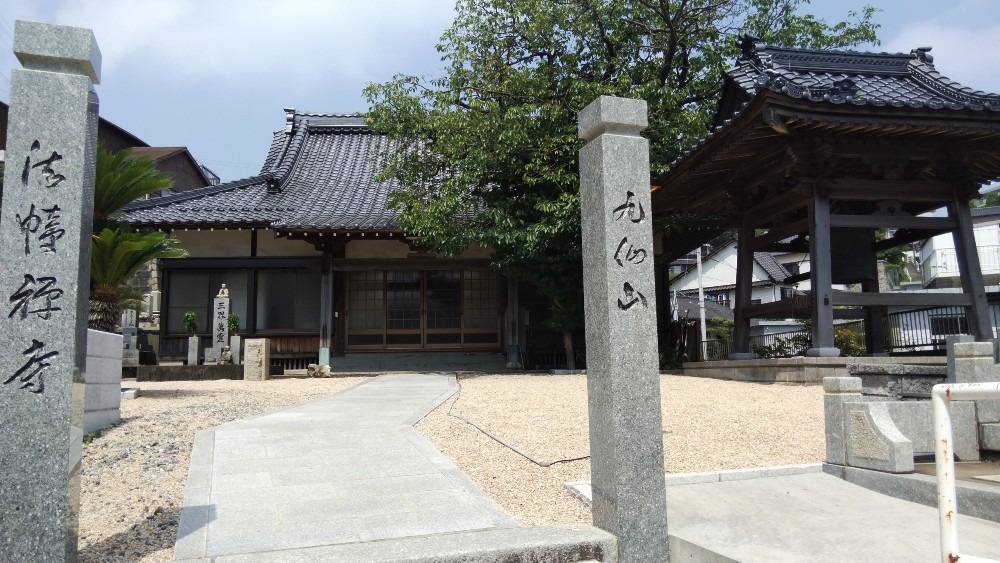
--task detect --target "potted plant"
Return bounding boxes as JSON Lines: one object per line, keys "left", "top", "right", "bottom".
{"left": 183, "top": 311, "right": 199, "bottom": 365}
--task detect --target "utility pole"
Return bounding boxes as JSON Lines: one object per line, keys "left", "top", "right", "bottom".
{"left": 696, "top": 245, "right": 707, "bottom": 360}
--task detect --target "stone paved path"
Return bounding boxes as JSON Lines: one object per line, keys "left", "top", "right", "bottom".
{"left": 174, "top": 373, "right": 516, "bottom": 560}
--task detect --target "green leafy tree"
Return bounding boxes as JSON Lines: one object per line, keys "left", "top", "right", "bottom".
{"left": 89, "top": 143, "right": 186, "bottom": 331}
{"left": 365, "top": 0, "right": 879, "bottom": 366}
{"left": 971, "top": 190, "right": 1000, "bottom": 208}
{"left": 875, "top": 229, "right": 909, "bottom": 283}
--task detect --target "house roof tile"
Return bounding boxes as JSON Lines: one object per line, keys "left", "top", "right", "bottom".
{"left": 670, "top": 36, "right": 1000, "bottom": 169}
{"left": 122, "top": 110, "right": 400, "bottom": 231}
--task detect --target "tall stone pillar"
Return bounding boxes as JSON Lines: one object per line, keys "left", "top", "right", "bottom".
{"left": 0, "top": 20, "right": 101, "bottom": 561}
{"left": 579, "top": 96, "right": 669, "bottom": 562}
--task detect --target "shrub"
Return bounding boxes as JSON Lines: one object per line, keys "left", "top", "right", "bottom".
{"left": 182, "top": 311, "right": 198, "bottom": 335}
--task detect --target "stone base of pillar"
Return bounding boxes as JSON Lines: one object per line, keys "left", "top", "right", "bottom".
{"left": 807, "top": 347, "right": 841, "bottom": 357}
{"left": 506, "top": 345, "right": 522, "bottom": 370}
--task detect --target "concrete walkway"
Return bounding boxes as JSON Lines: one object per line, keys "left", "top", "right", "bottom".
{"left": 174, "top": 374, "right": 517, "bottom": 560}
{"left": 570, "top": 469, "right": 1000, "bottom": 562}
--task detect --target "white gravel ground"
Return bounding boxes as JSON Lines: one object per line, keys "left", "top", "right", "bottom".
{"left": 78, "top": 376, "right": 370, "bottom": 562}
{"left": 416, "top": 373, "right": 826, "bottom": 526}
{"left": 78, "top": 372, "right": 824, "bottom": 561}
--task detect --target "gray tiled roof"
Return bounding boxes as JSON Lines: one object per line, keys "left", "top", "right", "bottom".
{"left": 122, "top": 110, "right": 401, "bottom": 231}
{"left": 728, "top": 38, "right": 1000, "bottom": 113}
{"left": 753, "top": 251, "right": 791, "bottom": 283}
{"left": 675, "top": 36, "right": 1000, "bottom": 167}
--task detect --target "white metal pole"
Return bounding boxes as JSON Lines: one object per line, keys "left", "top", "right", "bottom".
{"left": 697, "top": 246, "right": 707, "bottom": 360}
{"left": 931, "top": 386, "right": 959, "bottom": 563}
{"left": 931, "top": 382, "right": 1000, "bottom": 563}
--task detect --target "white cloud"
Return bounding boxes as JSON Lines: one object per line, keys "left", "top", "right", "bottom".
{"left": 884, "top": 22, "right": 1000, "bottom": 94}
{"left": 50, "top": 0, "right": 455, "bottom": 85}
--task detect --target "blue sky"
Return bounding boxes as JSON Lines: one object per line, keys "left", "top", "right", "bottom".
{"left": 0, "top": 0, "right": 998, "bottom": 183}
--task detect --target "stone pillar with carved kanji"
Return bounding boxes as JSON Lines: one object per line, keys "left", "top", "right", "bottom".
{"left": 212, "top": 284, "right": 230, "bottom": 358}
{"left": 578, "top": 96, "right": 669, "bottom": 562}
{"left": 0, "top": 20, "right": 101, "bottom": 562}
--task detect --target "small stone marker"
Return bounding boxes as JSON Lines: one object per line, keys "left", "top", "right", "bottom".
{"left": 578, "top": 96, "right": 669, "bottom": 562}
{"left": 244, "top": 338, "right": 270, "bottom": 381}
{"left": 187, "top": 334, "right": 200, "bottom": 366}
{"left": 121, "top": 309, "right": 139, "bottom": 367}
{"left": 212, "top": 284, "right": 230, "bottom": 355}
{"left": 0, "top": 20, "right": 101, "bottom": 561}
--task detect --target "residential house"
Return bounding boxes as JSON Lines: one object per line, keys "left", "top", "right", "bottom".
{"left": 919, "top": 206, "right": 1000, "bottom": 289}
{"left": 670, "top": 238, "right": 795, "bottom": 310}
{"left": 0, "top": 101, "right": 215, "bottom": 193}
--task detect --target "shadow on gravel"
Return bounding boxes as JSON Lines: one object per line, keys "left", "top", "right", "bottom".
{"left": 133, "top": 389, "right": 214, "bottom": 399}
{"left": 79, "top": 504, "right": 181, "bottom": 563}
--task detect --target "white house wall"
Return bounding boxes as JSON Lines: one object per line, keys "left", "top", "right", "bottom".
{"left": 671, "top": 243, "right": 770, "bottom": 293}
{"left": 346, "top": 240, "right": 410, "bottom": 259}
{"left": 257, "top": 230, "right": 322, "bottom": 257}
{"left": 174, "top": 229, "right": 252, "bottom": 257}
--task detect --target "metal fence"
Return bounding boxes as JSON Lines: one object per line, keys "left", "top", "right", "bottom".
{"left": 696, "top": 305, "right": 1000, "bottom": 360}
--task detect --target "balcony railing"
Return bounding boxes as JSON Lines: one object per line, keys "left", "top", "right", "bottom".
{"left": 922, "top": 245, "right": 1000, "bottom": 287}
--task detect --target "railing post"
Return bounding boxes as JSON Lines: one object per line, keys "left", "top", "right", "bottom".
{"left": 931, "top": 382, "right": 1000, "bottom": 563}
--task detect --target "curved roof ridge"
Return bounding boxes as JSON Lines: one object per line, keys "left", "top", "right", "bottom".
{"left": 265, "top": 118, "right": 312, "bottom": 193}
{"left": 122, "top": 173, "right": 272, "bottom": 212}
{"left": 907, "top": 58, "right": 1000, "bottom": 108}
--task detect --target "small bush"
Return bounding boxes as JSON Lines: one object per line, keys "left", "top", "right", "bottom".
{"left": 182, "top": 311, "right": 198, "bottom": 335}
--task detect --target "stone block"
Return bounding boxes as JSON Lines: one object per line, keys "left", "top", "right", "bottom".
{"left": 87, "top": 329, "right": 123, "bottom": 357}
{"left": 203, "top": 348, "right": 220, "bottom": 366}
{"left": 824, "top": 376, "right": 861, "bottom": 393}
{"left": 951, "top": 355, "right": 998, "bottom": 385}
{"left": 230, "top": 335, "right": 241, "bottom": 365}
{"left": 13, "top": 20, "right": 101, "bottom": 82}
{"left": 982, "top": 423, "right": 1000, "bottom": 451}
{"left": 807, "top": 347, "right": 841, "bottom": 357}
{"left": 823, "top": 377, "right": 861, "bottom": 465}
{"left": 578, "top": 95, "right": 647, "bottom": 141}
{"left": 844, "top": 402, "right": 913, "bottom": 473}
{"left": 187, "top": 335, "right": 200, "bottom": 366}
{"left": 883, "top": 401, "right": 978, "bottom": 461}
{"left": 121, "top": 387, "right": 140, "bottom": 400}
{"left": 243, "top": 339, "right": 270, "bottom": 381}
{"left": 978, "top": 399, "right": 1000, "bottom": 425}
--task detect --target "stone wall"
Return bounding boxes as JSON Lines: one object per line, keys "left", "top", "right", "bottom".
{"left": 136, "top": 365, "right": 244, "bottom": 382}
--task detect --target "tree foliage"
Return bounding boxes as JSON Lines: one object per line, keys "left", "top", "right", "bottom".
{"left": 365, "top": 0, "right": 879, "bottom": 346}
{"left": 89, "top": 144, "right": 186, "bottom": 331}
{"left": 94, "top": 141, "right": 173, "bottom": 231}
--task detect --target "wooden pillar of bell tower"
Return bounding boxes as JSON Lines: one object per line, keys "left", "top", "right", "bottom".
{"left": 949, "top": 190, "right": 992, "bottom": 341}
{"left": 808, "top": 187, "right": 840, "bottom": 356}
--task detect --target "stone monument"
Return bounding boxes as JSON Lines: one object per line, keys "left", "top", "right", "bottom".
{"left": 243, "top": 338, "right": 270, "bottom": 381}
{"left": 120, "top": 309, "right": 139, "bottom": 367}
{"left": 578, "top": 96, "right": 669, "bottom": 561}
{"left": 212, "top": 284, "right": 230, "bottom": 355}
{"left": 0, "top": 20, "right": 101, "bottom": 561}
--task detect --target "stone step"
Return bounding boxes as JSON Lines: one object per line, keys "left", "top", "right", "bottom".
{"left": 201, "top": 524, "right": 616, "bottom": 563}
{"left": 983, "top": 423, "right": 1000, "bottom": 451}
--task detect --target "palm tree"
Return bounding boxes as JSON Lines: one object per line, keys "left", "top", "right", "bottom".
{"left": 89, "top": 228, "right": 186, "bottom": 331}
{"left": 88, "top": 143, "right": 187, "bottom": 331}
{"left": 93, "top": 141, "right": 172, "bottom": 230}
